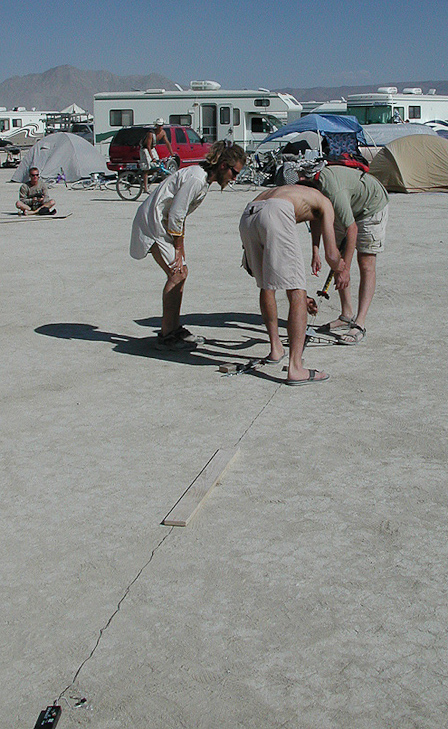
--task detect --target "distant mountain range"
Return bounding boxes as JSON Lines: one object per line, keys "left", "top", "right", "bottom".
{"left": 0, "top": 66, "right": 179, "bottom": 113}
{"left": 1, "top": 65, "right": 447, "bottom": 113}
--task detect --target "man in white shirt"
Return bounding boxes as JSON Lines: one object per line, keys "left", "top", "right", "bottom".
{"left": 130, "top": 141, "right": 246, "bottom": 350}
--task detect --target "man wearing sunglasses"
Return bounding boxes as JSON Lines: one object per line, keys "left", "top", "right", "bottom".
{"left": 130, "top": 140, "right": 246, "bottom": 350}
{"left": 16, "top": 167, "right": 56, "bottom": 216}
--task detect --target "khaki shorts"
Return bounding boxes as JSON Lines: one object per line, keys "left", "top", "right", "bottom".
{"left": 139, "top": 147, "right": 159, "bottom": 170}
{"left": 335, "top": 204, "right": 388, "bottom": 254}
{"left": 239, "top": 199, "right": 307, "bottom": 291}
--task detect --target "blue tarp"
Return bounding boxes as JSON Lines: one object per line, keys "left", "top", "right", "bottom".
{"left": 263, "top": 114, "right": 367, "bottom": 145}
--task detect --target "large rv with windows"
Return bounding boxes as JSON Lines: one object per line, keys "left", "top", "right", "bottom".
{"left": 347, "top": 87, "right": 448, "bottom": 125}
{"left": 0, "top": 108, "right": 51, "bottom": 146}
{"left": 93, "top": 81, "right": 301, "bottom": 156}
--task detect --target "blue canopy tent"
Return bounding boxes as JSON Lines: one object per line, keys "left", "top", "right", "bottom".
{"left": 261, "top": 114, "right": 367, "bottom": 157}
{"left": 262, "top": 113, "right": 367, "bottom": 143}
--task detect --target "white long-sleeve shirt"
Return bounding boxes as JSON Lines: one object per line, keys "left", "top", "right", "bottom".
{"left": 130, "top": 166, "right": 209, "bottom": 260}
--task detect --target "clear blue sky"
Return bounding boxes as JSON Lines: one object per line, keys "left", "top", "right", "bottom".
{"left": 2, "top": 0, "right": 447, "bottom": 88}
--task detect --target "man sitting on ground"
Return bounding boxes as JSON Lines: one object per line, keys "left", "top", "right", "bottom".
{"left": 239, "top": 185, "right": 349, "bottom": 385}
{"left": 16, "top": 167, "right": 56, "bottom": 216}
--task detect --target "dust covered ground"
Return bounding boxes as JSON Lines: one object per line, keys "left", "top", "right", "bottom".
{"left": 1, "top": 168, "right": 447, "bottom": 728}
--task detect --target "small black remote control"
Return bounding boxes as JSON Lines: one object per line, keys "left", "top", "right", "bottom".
{"left": 33, "top": 705, "right": 62, "bottom": 728}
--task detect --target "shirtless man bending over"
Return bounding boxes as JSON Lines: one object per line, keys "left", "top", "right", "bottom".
{"left": 239, "top": 185, "right": 349, "bottom": 385}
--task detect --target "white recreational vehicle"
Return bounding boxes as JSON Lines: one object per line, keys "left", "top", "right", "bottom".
{"left": 347, "top": 87, "right": 448, "bottom": 125}
{"left": 93, "top": 81, "right": 302, "bottom": 156}
{"left": 0, "top": 108, "right": 54, "bottom": 146}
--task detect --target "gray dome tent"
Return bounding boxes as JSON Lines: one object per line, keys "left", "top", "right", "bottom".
{"left": 369, "top": 135, "right": 448, "bottom": 193}
{"left": 11, "top": 132, "right": 108, "bottom": 183}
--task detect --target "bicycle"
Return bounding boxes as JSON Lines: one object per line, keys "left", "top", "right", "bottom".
{"left": 70, "top": 172, "right": 117, "bottom": 191}
{"left": 46, "top": 168, "right": 68, "bottom": 188}
{"left": 116, "top": 158, "right": 178, "bottom": 201}
{"left": 229, "top": 150, "right": 280, "bottom": 191}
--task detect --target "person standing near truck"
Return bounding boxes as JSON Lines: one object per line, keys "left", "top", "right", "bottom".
{"left": 154, "top": 118, "right": 174, "bottom": 157}
{"left": 140, "top": 130, "right": 159, "bottom": 193}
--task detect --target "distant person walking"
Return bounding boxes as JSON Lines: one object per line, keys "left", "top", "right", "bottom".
{"left": 16, "top": 167, "right": 56, "bottom": 215}
{"left": 130, "top": 141, "right": 246, "bottom": 350}
{"left": 140, "top": 130, "right": 159, "bottom": 194}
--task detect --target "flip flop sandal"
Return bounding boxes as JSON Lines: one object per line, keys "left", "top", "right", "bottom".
{"left": 315, "top": 315, "right": 355, "bottom": 334}
{"left": 263, "top": 352, "right": 288, "bottom": 365}
{"left": 339, "top": 324, "right": 366, "bottom": 345}
{"left": 286, "top": 369, "right": 330, "bottom": 386}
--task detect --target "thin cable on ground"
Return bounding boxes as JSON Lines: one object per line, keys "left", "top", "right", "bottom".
{"left": 55, "top": 378, "right": 283, "bottom": 705}
{"left": 233, "top": 382, "right": 283, "bottom": 447}
{"left": 57, "top": 527, "right": 174, "bottom": 703}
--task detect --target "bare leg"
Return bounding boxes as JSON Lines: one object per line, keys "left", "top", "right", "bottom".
{"left": 325, "top": 285, "right": 354, "bottom": 329}
{"left": 354, "top": 251, "right": 376, "bottom": 327}
{"left": 16, "top": 201, "right": 34, "bottom": 215}
{"left": 259, "top": 289, "right": 284, "bottom": 361}
{"left": 340, "top": 252, "right": 376, "bottom": 343}
{"left": 151, "top": 244, "right": 187, "bottom": 335}
{"left": 287, "top": 289, "right": 328, "bottom": 382}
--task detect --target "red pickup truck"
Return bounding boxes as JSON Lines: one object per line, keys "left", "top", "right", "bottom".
{"left": 107, "top": 124, "right": 211, "bottom": 172}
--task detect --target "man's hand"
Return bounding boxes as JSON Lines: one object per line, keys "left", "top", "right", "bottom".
{"left": 169, "top": 236, "right": 185, "bottom": 276}
{"left": 311, "top": 249, "right": 321, "bottom": 276}
{"left": 307, "top": 296, "right": 318, "bottom": 315}
{"left": 334, "top": 268, "right": 350, "bottom": 290}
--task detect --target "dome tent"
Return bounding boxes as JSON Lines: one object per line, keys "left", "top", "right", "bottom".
{"left": 11, "top": 132, "right": 108, "bottom": 183}
{"left": 369, "top": 135, "right": 448, "bottom": 193}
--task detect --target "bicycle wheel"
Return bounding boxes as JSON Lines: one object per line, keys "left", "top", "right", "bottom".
{"left": 116, "top": 171, "right": 143, "bottom": 201}
{"left": 164, "top": 157, "right": 179, "bottom": 174}
{"left": 71, "top": 178, "right": 94, "bottom": 190}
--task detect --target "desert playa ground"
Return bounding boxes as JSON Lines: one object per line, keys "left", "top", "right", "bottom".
{"left": 1, "top": 167, "right": 447, "bottom": 728}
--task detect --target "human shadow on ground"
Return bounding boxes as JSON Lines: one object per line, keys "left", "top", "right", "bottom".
{"left": 34, "top": 314, "right": 286, "bottom": 382}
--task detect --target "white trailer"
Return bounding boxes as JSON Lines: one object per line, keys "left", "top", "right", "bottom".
{"left": 347, "top": 87, "right": 448, "bottom": 125}
{"left": 93, "top": 81, "right": 302, "bottom": 156}
{"left": 0, "top": 108, "right": 55, "bottom": 147}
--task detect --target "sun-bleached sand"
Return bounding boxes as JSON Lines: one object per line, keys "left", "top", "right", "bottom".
{"left": 1, "top": 167, "right": 447, "bottom": 728}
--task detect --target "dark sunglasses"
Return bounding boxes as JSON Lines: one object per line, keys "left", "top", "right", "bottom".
{"left": 229, "top": 166, "right": 239, "bottom": 179}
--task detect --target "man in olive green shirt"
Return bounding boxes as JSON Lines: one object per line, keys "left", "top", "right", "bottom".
{"left": 16, "top": 167, "right": 56, "bottom": 215}
{"left": 302, "top": 165, "right": 389, "bottom": 344}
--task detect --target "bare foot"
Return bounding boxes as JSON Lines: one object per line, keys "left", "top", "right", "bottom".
{"left": 318, "top": 315, "right": 354, "bottom": 331}
{"left": 286, "top": 368, "right": 330, "bottom": 385}
{"left": 266, "top": 344, "right": 285, "bottom": 363}
{"left": 287, "top": 363, "right": 328, "bottom": 382}
{"left": 339, "top": 324, "right": 366, "bottom": 345}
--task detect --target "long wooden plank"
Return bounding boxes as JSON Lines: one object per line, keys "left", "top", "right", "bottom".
{"left": 163, "top": 447, "right": 239, "bottom": 527}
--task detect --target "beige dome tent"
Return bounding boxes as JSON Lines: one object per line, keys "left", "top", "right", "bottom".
{"left": 369, "top": 135, "right": 448, "bottom": 193}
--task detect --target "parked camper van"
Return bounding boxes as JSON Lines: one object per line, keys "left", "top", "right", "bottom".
{"left": 0, "top": 108, "right": 53, "bottom": 146}
{"left": 93, "top": 81, "right": 301, "bottom": 157}
{"left": 347, "top": 87, "right": 448, "bottom": 125}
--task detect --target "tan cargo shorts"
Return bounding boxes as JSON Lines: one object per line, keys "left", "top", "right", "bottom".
{"left": 335, "top": 204, "right": 389, "bottom": 254}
